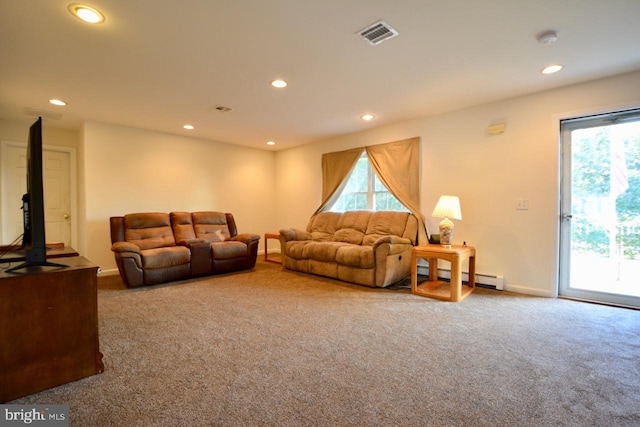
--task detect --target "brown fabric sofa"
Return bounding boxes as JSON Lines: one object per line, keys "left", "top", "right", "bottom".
{"left": 279, "top": 210, "right": 418, "bottom": 288}
{"left": 110, "top": 211, "right": 259, "bottom": 288}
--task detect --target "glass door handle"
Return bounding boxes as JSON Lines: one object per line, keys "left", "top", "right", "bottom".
{"left": 561, "top": 214, "right": 573, "bottom": 221}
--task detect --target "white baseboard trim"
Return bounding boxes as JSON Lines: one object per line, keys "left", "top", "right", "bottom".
{"left": 98, "top": 268, "right": 120, "bottom": 276}
{"left": 503, "top": 284, "right": 554, "bottom": 298}
{"left": 416, "top": 265, "right": 504, "bottom": 290}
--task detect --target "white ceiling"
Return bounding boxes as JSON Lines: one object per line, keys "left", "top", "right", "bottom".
{"left": 2, "top": 0, "right": 640, "bottom": 151}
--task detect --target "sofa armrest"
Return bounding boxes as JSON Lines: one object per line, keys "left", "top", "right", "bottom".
{"left": 230, "top": 233, "right": 260, "bottom": 245}
{"left": 371, "top": 236, "right": 414, "bottom": 288}
{"left": 110, "top": 241, "right": 143, "bottom": 274}
{"left": 188, "top": 241, "right": 213, "bottom": 276}
{"left": 372, "top": 236, "right": 413, "bottom": 254}
{"left": 279, "top": 228, "right": 311, "bottom": 242}
{"left": 111, "top": 241, "right": 141, "bottom": 255}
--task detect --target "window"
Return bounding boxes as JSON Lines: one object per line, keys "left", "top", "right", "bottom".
{"left": 329, "top": 153, "right": 408, "bottom": 212}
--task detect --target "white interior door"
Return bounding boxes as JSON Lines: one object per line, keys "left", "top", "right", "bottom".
{"left": 559, "top": 109, "right": 640, "bottom": 308}
{"left": 1, "top": 141, "right": 73, "bottom": 247}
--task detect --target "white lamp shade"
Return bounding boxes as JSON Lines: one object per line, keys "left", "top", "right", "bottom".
{"left": 431, "top": 195, "right": 462, "bottom": 220}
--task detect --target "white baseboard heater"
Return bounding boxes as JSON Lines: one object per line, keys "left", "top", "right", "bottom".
{"left": 417, "top": 266, "right": 504, "bottom": 290}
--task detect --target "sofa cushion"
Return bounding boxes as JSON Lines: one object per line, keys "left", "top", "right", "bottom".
{"left": 192, "top": 211, "right": 231, "bottom": 242}
{"left": 211, "top": 241, "right": 247, "bottom": 260}
{"left": 284, "top": 241, "right": 308, "bottom": 260}
{"left": 170, "top": 211, "right": 196, "bottom": 242}
{"left": 362, "top": 211, "right": 410, "bottom": 246}
{"left": 124, "top": 213, "right": 176, "bottom": 250}
{"left": 142, "top": 246, "right": 191, "bottom": 269}
{"left": 303, "top": 241, "right": 350, "bottom": 262}
{"left": 307, "top": 211, "right": 341, "bottom": 241}
{"left": 333, "top": 229, "right": 364, "bottom": 245}
{"left": 335, "top": 245, "right": 375, "bottom": 268}
{"left": 333, "top": 211, "right": 372, "bottom": 245}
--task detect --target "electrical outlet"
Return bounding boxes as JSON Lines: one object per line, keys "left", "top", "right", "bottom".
{"left": 515, "top": 199, "right": 529, "bottom": 210}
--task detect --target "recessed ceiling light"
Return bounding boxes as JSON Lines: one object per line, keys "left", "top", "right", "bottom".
{"left": 541, "top": 64, "right": 563, "bottom": 74}
{"left": 266, "top": 141, "right": 276, "bottom": 146}
{"left": 361, "top": 114, "right": 375, "bottom": 121}
{"left": 68, "top": 4, "right": 105, "bottom": 24}
{"left": 183, "top": 124, "right": 194, "bottom": 130}
{"left": 49, "top": 99, "right": 67, "bottom": 106}
{"left": 271, "top": 80, "right": 287, "bottom": 88}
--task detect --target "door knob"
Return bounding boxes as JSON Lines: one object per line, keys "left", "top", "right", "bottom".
{"left": 63, "top": 213, "right": 70, "bottom": 219}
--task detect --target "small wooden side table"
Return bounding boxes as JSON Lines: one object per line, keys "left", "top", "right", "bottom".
{"left": 264, "top": 232, "right": 282, "bottom": 264}
{"left": 411, "top": 244, "right": 476, "bottom": 302}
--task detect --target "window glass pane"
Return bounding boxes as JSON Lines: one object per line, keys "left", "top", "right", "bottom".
{"left": 373, "top": 173, "right": 386, "bottom": 191}
{"left": 374, "top": 192, "right": 388, "bottom": 210}
{"left": 344, "top": 170, "right": 357, "bottom": 192}
{"left": 343, "top": 193, "right": 357, "bottom": 211}
{"left": 330, "top": 153, "right": 408, "bottom": 212}
{"left": 353, "top": 158, "right": 368, "bottom": 192}
{"left": 331, "top": 196, "right": 345, "bottom": 212}
{"left": 388, "top": 195, "right": 407, "bottom": 211}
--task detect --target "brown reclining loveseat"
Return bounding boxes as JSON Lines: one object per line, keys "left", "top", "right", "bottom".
{"left": 110, "top": 211, "right": 260, "bottom": 288}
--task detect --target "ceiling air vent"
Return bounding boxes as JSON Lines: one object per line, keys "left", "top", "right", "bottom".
{"left": 213, "top": 105, "right": 233, "bottom": 113}
{"left": 358, "top": 20, "right": 398, "bottom": 46}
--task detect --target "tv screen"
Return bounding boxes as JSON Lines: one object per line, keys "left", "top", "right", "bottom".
{"left": 6, "top": 117, "right": 65, "bottom": 272}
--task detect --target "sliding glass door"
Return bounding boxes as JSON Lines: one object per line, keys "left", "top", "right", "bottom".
{"left": 559, "top": 109, "right": 640, "bottom": 308}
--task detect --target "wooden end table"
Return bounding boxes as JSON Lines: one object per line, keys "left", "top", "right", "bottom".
{"left": 1, "top": 256, "right": 104, "bottom": 402}
{"left": 411, "top": 244, "right": 476, "bottom": 302}
{"left": 264, "top": 232, "right": 282, "bottom": 264}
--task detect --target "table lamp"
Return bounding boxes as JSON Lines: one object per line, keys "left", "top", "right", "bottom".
{"left": 431, "top": 195, "right": 462, "bottom": 247}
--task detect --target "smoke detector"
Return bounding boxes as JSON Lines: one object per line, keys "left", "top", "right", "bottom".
{"left": 358, "top": 20, "right": 398, "bottom": 46}
{"left": 536, "top": 30, "right": 558, "bottom": 45}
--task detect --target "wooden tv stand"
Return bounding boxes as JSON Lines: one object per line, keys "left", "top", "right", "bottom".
{"left": 0, "top": 256, "right": 104, "bottom": 402}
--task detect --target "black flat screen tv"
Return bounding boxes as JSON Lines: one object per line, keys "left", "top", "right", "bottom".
{"left": 6, "top": 117, "right": 65, "bottom": 272}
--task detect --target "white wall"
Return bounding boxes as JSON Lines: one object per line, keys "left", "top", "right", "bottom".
{"left": 0, "top": 119, "right": 80, "bottom": 149}
{"left": 274, "top": 70, "right": 640, "bottom": 297}
{"left": 82, "top": 121, "right": 276, "bottom": 273}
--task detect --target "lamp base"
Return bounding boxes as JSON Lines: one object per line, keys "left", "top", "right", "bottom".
{"left": 439, "top": 217, "right": 454, "bottom": 247}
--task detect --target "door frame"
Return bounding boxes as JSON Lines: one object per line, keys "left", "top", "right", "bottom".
{"left": 1, "top": 140, "right": 77, "bottom": 249}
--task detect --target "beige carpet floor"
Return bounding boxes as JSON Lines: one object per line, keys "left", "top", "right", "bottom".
{"left": 10, "top": 261, "right": 640, "bottom": 426}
